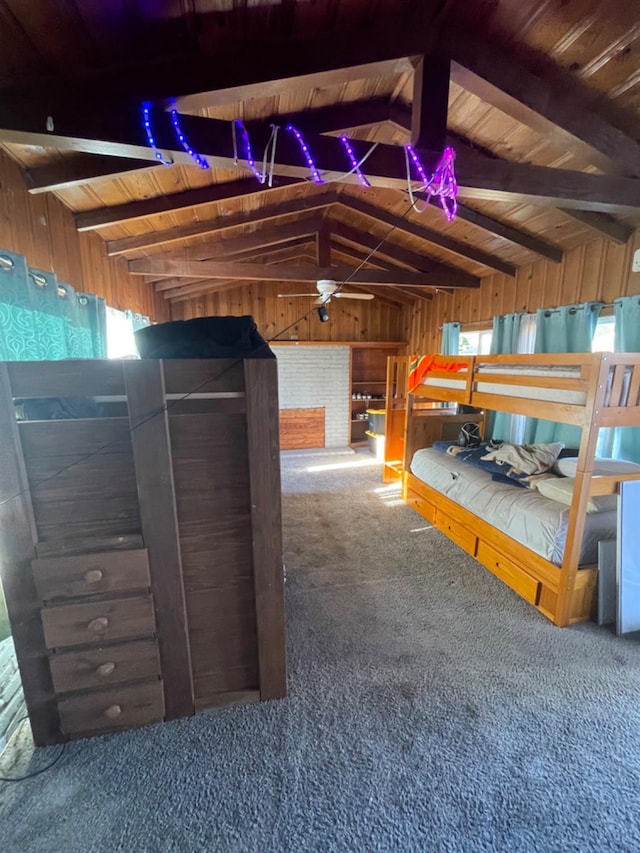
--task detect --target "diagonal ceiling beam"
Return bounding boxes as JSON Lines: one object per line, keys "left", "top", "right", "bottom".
{"left": 338, "top": 195, "right": 517, "bottom": 276}
{"left": 330, "top": 244, "right": 431, "bottom": 303}
{"left": 389, "top": 103, "right": 633, "bottom": 246}
{"left": 105, "top": 190, "right": 338, "bottom": 255}
{"left": 447, "top": 36, "right": 640, "bottom": 177}
{"left": 129, "top": 258, "right": 480, "bottom": 288}
{"left": 79, "top": 176, "right": 298, "bottom": 232}
{"left": 153, "top": 236, "right": 316, "bottom": 287}
{"left": 135, "top": 215, "right": 323, "bottom": 264}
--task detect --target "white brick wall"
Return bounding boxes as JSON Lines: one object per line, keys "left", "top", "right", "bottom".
{"left": 274, "top": 346, "right": 350, "bottom": 447}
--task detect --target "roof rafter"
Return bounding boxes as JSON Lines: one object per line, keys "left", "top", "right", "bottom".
{"left": 129, "top": 258, "right": 480, "bottom": 288}
{"left": 106, "top": 190, "right": 339, "bottom": 255}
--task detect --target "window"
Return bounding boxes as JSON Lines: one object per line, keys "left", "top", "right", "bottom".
{"left": 458, "top": 329, "right": 493, "bottom": 355}
{"left": 592, "top": 315, "right": 615, "bottom": 353}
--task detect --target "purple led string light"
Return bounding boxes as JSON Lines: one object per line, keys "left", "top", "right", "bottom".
{"left": 141, "top": 102, "right": 172, "bottom": 165}
{"left": 233, "top": 120, "right": 267, "bottom": 183}
{"left": 285, "top": 124, "right": 324, "bottom": 184}
{"left": 404, "top": 143, "right": 458, "bottom": 222}
{"left": 169, "top": 109, "right": 210, "bottom": 169}
{"left": 339, "top": 135, "right": 371, "bottom": 187}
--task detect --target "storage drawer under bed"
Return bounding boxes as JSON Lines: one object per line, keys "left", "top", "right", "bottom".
{"left": 476, "top": 541, "right": 541, "bottom": 605}
{"left": 435, "top": 510, "right": 477, "bottom": 556}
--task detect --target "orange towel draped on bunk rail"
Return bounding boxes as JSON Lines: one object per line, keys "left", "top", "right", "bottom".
{"left": 407, "top": 355, "right": 469, "bottom": 393}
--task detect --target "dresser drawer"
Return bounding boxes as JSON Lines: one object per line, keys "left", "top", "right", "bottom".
{"left": 476, "top": 541, "right": 541, "bottom": 605}
{"left": 57, "top": 679, "right": 164, "bottom": 736}
{"left": 41, "top": 594, "right": 155, "bottom": 650}
{"left": 435, "top": 510, "right": 477, "bottom": 556}
{"left": 32, "top": 549, "right": 150, "bottom": 602}
{"left": 49, "top": 639, "right": 160, "bottom": 693}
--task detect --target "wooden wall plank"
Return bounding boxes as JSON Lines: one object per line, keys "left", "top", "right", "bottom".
{"left": 0, "top": 149, "right": 168, "bottom": 321}
{"left": 243, "top": 358, "right": 287, "bottom": 701}
{"left": 406, "top": 230, "right": 640, "bottom": 351}
{"left": 124, "top": 360, "right": 194, "bottom": 720}
{"left": 170, "top": 281, "right": 406, "bottom": 343}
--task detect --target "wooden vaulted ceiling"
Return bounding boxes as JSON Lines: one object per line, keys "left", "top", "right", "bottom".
{"left": 0, "top": 0, "right": 639, "bottom": 309}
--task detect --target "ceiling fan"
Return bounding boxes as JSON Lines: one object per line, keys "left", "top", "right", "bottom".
{"left": 278, "top": 279, "right": 374, "bottom": 305}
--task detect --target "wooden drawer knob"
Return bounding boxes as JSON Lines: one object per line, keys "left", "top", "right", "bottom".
{"left": 87, "top": 616, "right": 109, "bottom": 634}
{"left": 103, "top": 704, "right": 122, "bottom": 720}
{"left": 96, "top": 662, "right": 116, "bottom": 678}
{"left": 84, "top": 569, "right": 104, "bottom": 585}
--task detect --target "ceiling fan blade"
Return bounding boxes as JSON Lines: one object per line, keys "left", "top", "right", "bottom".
{"left": 333, "top": 292, "right": 375, "bottom": 300}
{"left": 277, "top": 293, "right": 317, "bottom": 298}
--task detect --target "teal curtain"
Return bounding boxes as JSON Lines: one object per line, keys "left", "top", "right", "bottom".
{"left": 525, "top": 301, "right": 603, "bottom": 447}
{"left": 612, "top": 296, "right": 640, "bottom": 462}
{"left": 490, "top": 312, "right": 522, "bottom": 441}
{"left": 441, "top": 322, "right": 460, "bottom": 355}
{"left": 0, "top": 250, "right": 106, "bottom": 360}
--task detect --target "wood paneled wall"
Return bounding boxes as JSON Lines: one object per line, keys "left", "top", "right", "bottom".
{"left": 405, "top": 231, "right": 640, "bottom": 352}
{"left": 171, "top": 281, "right": 406, "bottom": 342}
{"left": 0, "top": 150, "right": 169, "bottom": 322}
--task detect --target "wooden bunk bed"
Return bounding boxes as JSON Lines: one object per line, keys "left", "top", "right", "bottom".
{"left": 385, "top": 353, "right": 640, "bottom": 627}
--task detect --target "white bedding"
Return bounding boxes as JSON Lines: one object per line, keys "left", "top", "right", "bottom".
{"left": 410, "top": 448, "right": 616, "bottom": 566}
{"left": 422, "top": 363, "right": 630, "bottom": 408}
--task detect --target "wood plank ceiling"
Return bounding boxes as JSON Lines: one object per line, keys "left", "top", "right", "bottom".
{"left": 0, "top": 0, "right": 638, "bottom": 309}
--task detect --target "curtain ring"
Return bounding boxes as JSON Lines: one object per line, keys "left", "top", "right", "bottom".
{"left": 30, "top": 273, "right": 48, "bottom": 287}
{"left": 57, "top": 285, "right": 68, "bottom": 298}
{"left": 78, "top": 295, "right": 89, "bottom": 306}
{"left": 0, "top": 255, "right": 14, "bottom": 271}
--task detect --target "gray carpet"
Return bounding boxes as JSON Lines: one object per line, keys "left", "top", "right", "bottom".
{"left": 2, "top": 450, "right": 640, "bottom": 852}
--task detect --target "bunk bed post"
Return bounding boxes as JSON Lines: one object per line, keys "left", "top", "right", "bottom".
{"left": 383, "top": 356, "right": 410, "bottom": 485}
{"left": 555, "top": 354, "right": 611, "bottom": 627}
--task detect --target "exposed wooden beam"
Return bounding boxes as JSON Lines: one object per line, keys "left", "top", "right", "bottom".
{"left": 130, "top": 258, "right": 480, "bottom": 288}
{"left": 411, "top": 56, "right": 450, "bottom": 151}
{"left": 138, "top": 217, "right": 322, "bottom": 265}
{"left": 448, "top": 38, "right": 640, "bottom": 177}
{"left": 339, "top": 195, "right": 517, "bottom": 276}
{"left": 24, "top": 154, "right": 156, "bottom": 194}
{"left": 422, "top": 198, "right": 564, "bottom": 262}
{"left": 3, "top": 106, "right": 636, "bottom": 220}
{"left": 154, "top": 239, "right": 316, "bottom": 290}
{"left": 316, "top": 222, "right": 332, "bottom": 267}
{"left": 78, "top": 176, "right": 301, "bottom": 232}
{"left": 25, "top": 99, "right": 395, "bottom": 194}
{"left": 106, "top": 190, "right": 338, "bottom": 254}
{"left": 332, "top": 220, "right": 470, "bottom": 278}
{"left": 330, "top": 245, "right": 429, "bottom": 304}
{"left": 557, "top": 209, "right": 635, "bottom": 245}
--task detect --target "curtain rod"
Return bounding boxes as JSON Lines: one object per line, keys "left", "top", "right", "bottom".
{"left": 440, "top": 303, "right": 618, "bottom": 330}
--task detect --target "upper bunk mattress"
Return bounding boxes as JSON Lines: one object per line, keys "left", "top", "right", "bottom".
{"left": 409, "top": 447, "right": 615, "bottom": 566}
{"left": 423, "top": 365, "right": 586, "bottom": 404}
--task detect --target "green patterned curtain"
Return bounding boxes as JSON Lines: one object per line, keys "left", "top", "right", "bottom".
{"left": 441, "top": 322, "right": 461, "bottom": 355}
{"left": 0, "top": 250, "right": 106, "bottom": 360}
{"left": 524, "top": 301, "right": 603, "bottom": 447}
{"left": 489, "top": 312, "right": 523, "bottom": 442}
{"left": 613, "top": 295, "right": 640, "bottom": 462}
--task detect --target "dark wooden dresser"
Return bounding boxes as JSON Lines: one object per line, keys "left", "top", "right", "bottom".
{"left": 0, "top": 357, "right": 286, "bottom": 745}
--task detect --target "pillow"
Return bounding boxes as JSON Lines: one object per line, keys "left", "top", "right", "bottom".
{"left": 481, "top": 442, "right": 565, "bottom": 475}
{"left": 536, "top": 477, "right": 618, "bottom": 513}
{"left": 553, "top": 456, "right": 640, "bottom": 478}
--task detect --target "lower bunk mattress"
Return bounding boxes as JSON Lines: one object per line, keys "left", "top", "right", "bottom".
{"left": 409, "top": 448, "right": 615, "bottom": 566}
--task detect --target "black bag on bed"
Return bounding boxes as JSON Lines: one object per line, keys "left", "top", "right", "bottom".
{"left": 458, "top": 422, "right": 481, "bottom": 448}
